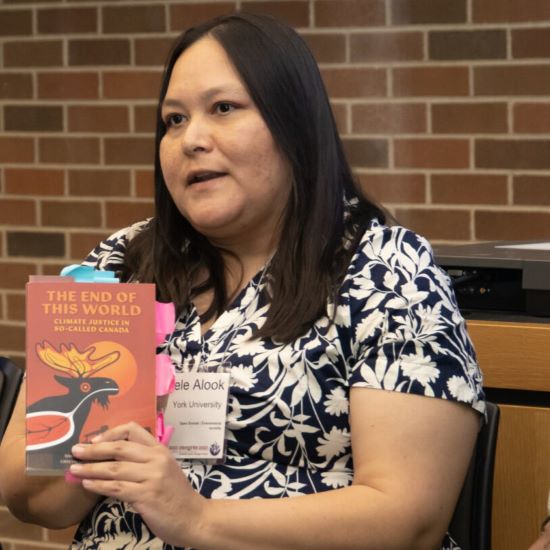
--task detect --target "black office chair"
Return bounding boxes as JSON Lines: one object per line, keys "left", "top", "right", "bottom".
{"left": 0, "top": 356, "right": 24, "bottom": 442}
{"left": 448, "top": 401, "right": 500, "bottom": 550}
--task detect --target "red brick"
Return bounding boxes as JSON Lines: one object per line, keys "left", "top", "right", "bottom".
{"left": 322, "top": 68, "right": 387, "bottom": 98}
{"left": 135, "top": 37, "right": 175, "bottom": 66}
{"left": 4, "top": 40, "right": 62, "bottom": 67}
{"left": 0, "top": 10, "right": 32, "bottom": 36}
{"left": 303, "top": 33, "right": 346, "bottom": 64}
{"left": 68, "top": 105, "right": 129, "bottom": 133}
{"left": 6, "top": 293, "right": 25, "bottom": 322}
{"left": 41, "top": 200, "right": 102, "bottom": 228}
{"left": 69, "top": 232, "right": 110, "bottom": 260}
{"left": 39, "top": 138, "right": 100, "bottom": 165}
{"left": 350, "top": 32, "right": 424, "bottom": 63}
{"left": 512, "top": 28, "right": 550, "bottom": 58}
{"left": 105, "top": 201, "right": 154, "bottom": 229}
{"left": 342, "top": 138, "right": 388, "bottom": 168}
{"left": 104, "top": 137, "right": 155, "bottom": 166}
{"left": 473, "top": 0, "right": 550, "bottom": 23}
{"left": 8, "top": 231, "right": 64, "bottom": 258}
{"left": 135, "top": 105, "right": 157, "bottom": 133}
{"left": 38, "top": 7, "right": 97, "bottom": 34}
{"left": 391, "top": 0, "right": 467, "bottom": 24}
{"left": 42, "top": 264, "right": 71, "bottom": 277}
{"left": 69, "top": 169, "right": 131, "bottom": 197}
{"left": 514, "top": 176, "right": 550, "bottom": 206}
{"left": 475, "top": 211, "right": 550, "bottom": 240}
{"left": 429, "top": 30, "right": 506, "bottom": 60}
{"left": 38, "top": 72, "right": 99, "bottom": 99}
{"left": 0, "top": 73, "right": 33, "bottom": 99}
{"left": 432, "top": 174, "right": 508, "bottom": 205}
{"left": 0, "top": 137, "right": 34, "bottom": 163}
{"left": 69, "top": 39, "right": 130, "bottom": 66}
{"left": 0, "top": 324, "right": 25, "bottom": 353}
{"left": 316, "top": 0, "right": 385, "bottom": 27}
{"left": 393, "top": 66, "right": 469, "bottom": 97}
{"left": 432, "top": 102, "right": 508, "bottom": 134}
{"left": 357, "top": 173, "right": 426, "bottom": 204}
{"left": 0, "top": 262, "right": 36, "bottom": 289}
{"left": 103, "top": 71, "right": 163, "bottom": 100}
{"left": 394, "top": 209, "right": 471, "bottom": 241}
{"left": 394, "top": 139, "right": 470, "bottom": 169}
{"left": 475, "top": 65, "right": 550, "bottom": 96}
{"left": 352, "top": 103, "right": 426, "bottom": 134}
{"left": 241, "top": 1, "right": 309, "bottom": 27}
{"left": 476, "top": 139, "right": 550, "bottom": 170}
{"left": 331, "top": 103, "right": 347, "bottom": 133}
{"left": 5, "top": 168, "right": 64, "bottom": 196}
{"left": 4, "top": 105, "right": 63, "bottom": 132}
{"left": 170, "top": 3, "right": 235, "bottom": 31}
{"left": 135, "top": 170, "right": 154, "bottom": 198}
{"left": 103, "top": 5, "right": 165, "bottom": 33}
{"left": 514, "top": 103, "right": 550, "bottom": 133}
{"left": 0, "top": 199, "right": 35, "bottom": 225}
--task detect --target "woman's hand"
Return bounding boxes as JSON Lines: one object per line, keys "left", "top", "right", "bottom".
{"left": 69, "top": 422, "right": 204, "bottom": 546}
{"left": 528, "top": 518, "right": 550, "bottom": 550}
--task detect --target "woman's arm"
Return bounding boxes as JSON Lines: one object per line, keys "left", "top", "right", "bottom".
{"left": 195, "top": 388, "right": 478, "bottom": 549}
{"left": 0, "top": 380, "right": 100, "bottom": 529}
{"left": 70, "top": 387, "right": 479, "bottom": 549}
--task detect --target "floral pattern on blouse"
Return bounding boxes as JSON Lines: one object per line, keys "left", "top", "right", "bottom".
{"left": 71, "top": 218, "right": 484, "bottom": 550}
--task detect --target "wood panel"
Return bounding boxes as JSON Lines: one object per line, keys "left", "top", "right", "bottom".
{"left": 492, "top": 405, "right": 550, "bottom": 550}
{"left": 467, "top": 320, "right": 550, "bottom": 550}
{"left": 467, "top": 320, "right": 550, "bottom": 392}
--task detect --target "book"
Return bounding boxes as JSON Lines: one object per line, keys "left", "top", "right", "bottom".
{"left": 25, "top": 279, "right": 157, "bottom": 475}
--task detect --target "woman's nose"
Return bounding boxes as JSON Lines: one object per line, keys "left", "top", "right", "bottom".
{"left": 181, "top": 116, "right": 211, "bottom": 156}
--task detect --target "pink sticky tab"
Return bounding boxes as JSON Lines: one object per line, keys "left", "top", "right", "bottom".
{"left": 159, "top": 424, "right": 174, "bottom": 445}
{"left": 156, "top": 410, "right": 165, "bottom": 441}
{"left": 156, "top": 411, "right": 173, "bottom": 445}
{"left": 155, "top": 301, "right": 176, "bottom": 345}
{"left": 65, "top": 470, "right": 82, "bottom": 484}
{"left": 156, "top": 354, "right": 175, "bottom": 396}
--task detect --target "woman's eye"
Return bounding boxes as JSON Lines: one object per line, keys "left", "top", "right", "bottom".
{"left": 215, "top": 102, "right": 235, "bottom": 115}
{"left": 165, "top": 113, "right": 185, "bottom": 127}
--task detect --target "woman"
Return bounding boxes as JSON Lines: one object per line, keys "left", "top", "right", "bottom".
{"left": 0, "top": 12, "right": 484, "bottom": 550}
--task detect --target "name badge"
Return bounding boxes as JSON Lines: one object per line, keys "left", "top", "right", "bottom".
{"left": 165, "top": 371, "right": 230, "bottom": 461}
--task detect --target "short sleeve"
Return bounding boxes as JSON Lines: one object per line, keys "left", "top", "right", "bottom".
{"left": 346, "top": 223, "right": 485, "bottom": 415}
{"left": 81, "top": 220, "right": 149, "bottom": 272}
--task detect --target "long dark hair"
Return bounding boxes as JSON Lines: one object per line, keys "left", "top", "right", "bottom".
{"left": 122, "top": 12, "right": 386, "bottom": 342}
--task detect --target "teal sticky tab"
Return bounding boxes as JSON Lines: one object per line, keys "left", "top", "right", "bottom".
{"left": 60, "top": 264, "right": 119, "bottom": 283}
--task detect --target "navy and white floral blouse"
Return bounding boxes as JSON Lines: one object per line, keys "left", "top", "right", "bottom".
{"left": 71, "top": 218, "right": 485, "bottom": 550}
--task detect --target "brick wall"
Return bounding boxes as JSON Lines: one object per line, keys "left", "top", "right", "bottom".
{"left": 1, "top": 0, "right": 550, "bottom": 547}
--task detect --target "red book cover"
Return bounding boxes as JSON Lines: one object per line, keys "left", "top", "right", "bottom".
{"left": 25, "top": 280, "right": 157, "bottom": 475}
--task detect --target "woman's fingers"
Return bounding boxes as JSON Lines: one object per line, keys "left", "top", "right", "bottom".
{"left": 72, "top": 439, "right": 152, "bottom": 464}
{"left": 65, "top": 420, "right": 198, "bottom": 546}
{"left": 69, "top": 457, "right": 147, "bottom": 483}
{"left": 71, "top": 421, "right": 159, "bottom": 464}
{"left": 90, "top": 421, "right": 157, "bottom": 446}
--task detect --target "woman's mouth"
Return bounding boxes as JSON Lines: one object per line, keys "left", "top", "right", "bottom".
{"left": 187, "top": 171, "right": 227, "bottom": 185}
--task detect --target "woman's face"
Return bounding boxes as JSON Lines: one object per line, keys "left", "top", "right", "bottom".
{"left": 159, "top": 36, "right": 292, "bottom": 251}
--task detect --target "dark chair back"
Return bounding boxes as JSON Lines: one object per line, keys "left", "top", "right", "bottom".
{"left": 449, "top": 401, "right": 500, "bottom": 550}
{"left": 0, "top": 357, "right": 24, "bottom": 442}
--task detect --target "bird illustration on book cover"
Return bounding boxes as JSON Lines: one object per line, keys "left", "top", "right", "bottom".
{"left": 26, "top": 340, "right": 137, "bottom": 471}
